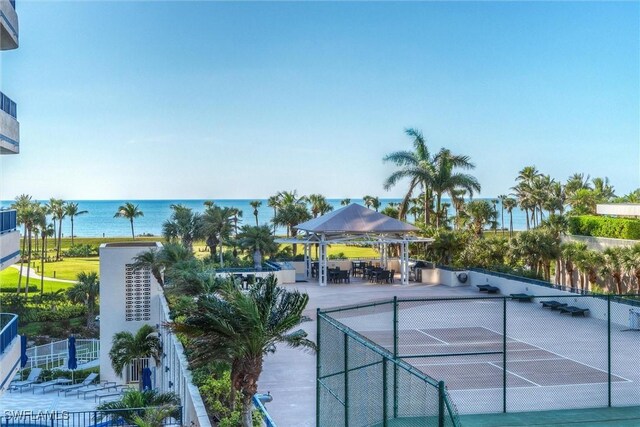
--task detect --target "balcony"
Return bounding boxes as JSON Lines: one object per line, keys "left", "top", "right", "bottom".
{"left": 0, "top": 313, "right": 21, "bottom": 396}
{"left": 0, "top": 91, "right": 19, "bottom": 154}
{"left": 0, "top": 209, "right": 20, "bottom": 270}
{"left": 0, "top": 0, "right": 18, "bottom": 50}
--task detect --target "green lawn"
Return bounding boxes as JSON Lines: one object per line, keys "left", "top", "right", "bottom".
{"left": 31, "top": 257, "right": 99, "bottom": 281}
{"left": 0, "top": 268, "right": 72, "bottom": 293}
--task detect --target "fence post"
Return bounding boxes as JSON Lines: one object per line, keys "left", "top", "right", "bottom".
{"left": 438, "top": 381, "right": 445, "bottom": 427}
{"left": 344, "top": 331, "right": 349, "bottom": 427}
{"left": 316, "top": 309, "right": 321, "bottom": 427}
{"left": 393, "top": 296, "right": 399, "bottom": 418}
{"left": 382, "top": 358, "right": 388, "bottom": 427}
{"left": 503, "top": 296, "right": 507, "bottom": 413}
{"left": 607, "top": 294, "right": 611, "bottom": 407}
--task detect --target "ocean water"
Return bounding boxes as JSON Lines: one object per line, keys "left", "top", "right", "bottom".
{"left": 0, "top": 199, "right": 529, "bottom": 238}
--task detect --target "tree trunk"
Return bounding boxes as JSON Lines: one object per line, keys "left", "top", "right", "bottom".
{"left": 71, "top": 217, "right": 74, "bottom": 245}
{"left": 17, "top": 225, "right": 26, "bottom": 294}
{"left": 435, "top": 193, "right": 442, "bottom": 228}
{"left": 130, "top": 219, "right": 135, "bottom": 240}
{"left": 423, "top": 190, "right": 431, "bottom": 226}
{"left": 25, "top": 228, "right": 32, "bottom": 298}
{"left": 525, "top": 208, "right": 530, "bottom": 230}
{"left": 57, "top": 218, "right": 63, "bottom": 260}
{"left": 509, "top": 212, "right": 513, "bottom": 238}
{"left": 40, "top": 234, "right": 45, "bottom": 296}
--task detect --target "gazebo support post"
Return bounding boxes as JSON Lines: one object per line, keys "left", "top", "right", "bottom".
{"left": 400, "top": 241, "right": 406, "bottom": 284}
{"left": 403, "top": 241, "right": 410, "bottom": 285}
{"left": 304, "top": 243, "right": 311, "bottom": 279}
{"left": 319, "top": 233, "right": 327, "bottom": 286}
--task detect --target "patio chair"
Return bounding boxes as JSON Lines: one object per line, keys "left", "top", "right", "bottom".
{"left": 338, "top": 270, "right": 350, "bottom": 283}
{"left": 32, "top": 377, "right": 72, "bottom": 394}
{"left": 389, "top": 270, "right": 395, "bottom": 284}
{"left": 57, "top": 372, "right": 99, "bottom": 396}
{"left": 10, "top": 368, "right": 42, "bottom": 393}
{"left": 76, "top": 382, "right": 119, "bottom": 399}
{"left": 376, "top": 270, "right": 391, "bottom": 284}
{"left": 477, "top": 284, "right": 492, "bottom": 292}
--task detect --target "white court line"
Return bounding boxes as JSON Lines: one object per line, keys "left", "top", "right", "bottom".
{"left": 448, "top": 380, "right": 628, "bottom": 393}
{"left": 412, "top": 357, "right": 565, "bottom": 367}
{"left": 481, "top": 326, "right": 634, "bottom": 383}
{"left": 487, "top": 362, "right": 542, "bottom": 387}
{"left": 414, "top": 329, "right": 450, "bottom": 344}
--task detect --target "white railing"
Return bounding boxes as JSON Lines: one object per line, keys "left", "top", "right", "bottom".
{"left": 157, "top": 296, "right": 212, "bottom": 427}
{"left": 24, "top": 339, "right": 99, "bottom": 370}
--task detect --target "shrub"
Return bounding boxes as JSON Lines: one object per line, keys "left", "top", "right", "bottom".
{"left": 21, "top": 305, "right": 86, "bottom": 323}
{"left": 568, "top": 215, "right": 640, "bottom": 240}
{"left": 328, "top": 252, "right": 346, "bottom": 260}
{"left": 0, "top": 285, "right": 38, "bottom": 293}
{"left": 63, "top": 244, "right": 98, "bottom": 257}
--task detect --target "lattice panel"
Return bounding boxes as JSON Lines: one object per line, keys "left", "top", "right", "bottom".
{"left": 124, "top": 264, "right": 151, "bottom": 321}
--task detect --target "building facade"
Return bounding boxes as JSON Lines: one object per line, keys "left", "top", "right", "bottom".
{"left": 0, "top": 0, "right": 21, "bottom": 395}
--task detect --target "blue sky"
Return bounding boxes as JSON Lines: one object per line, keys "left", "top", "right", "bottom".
{"left": 1, "top": 1, "right": 638, "bottom": 200}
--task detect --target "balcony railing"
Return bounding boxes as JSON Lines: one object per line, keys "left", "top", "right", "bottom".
{"left": 0, "top": 92, "right": 17, "bottom": 119}
{"left": 0, "top": 209, "right": 17, "bottom": 234}
{"left": 0, "top": 313, "right": 18, "bottom": 355}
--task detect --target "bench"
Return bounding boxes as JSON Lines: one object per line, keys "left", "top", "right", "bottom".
{"left": 477, "top": 285, "right": 500, "bottom": 293}
{"left": 559, "top": 306, "right": 590, "bottom": 317}
{"left": 540, "top": 300, "right": 568, "bottom": 310}
{"left": 510, "top": 293, "right": 533, "bottom": 302}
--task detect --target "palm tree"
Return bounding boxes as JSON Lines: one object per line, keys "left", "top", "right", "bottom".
{"left": 11, "top": 194, "right": 33, "bottom": 293}
{"left": 47, "top": 198, "right": 66, "bottom": 260}
{"left": 308, "top": 194, "right": 333, "bottom": 218}
{"left": 267, "top": 195, "right": 280, "bottom": 234}
{"left": 464, "top": 200, "right": 496, "bottom": 237}
{"left": 237, "top": 225, "right": 278, "bottom": 270}
{"left": 513, "top": 166, "right": 542, "bottom": 230}
{"left": 340, "top": 198, "right": 351, "bottom": 206}
{"left": 64, "top": 202, "right": 88, "bottom": 245}
{"left": 132, "top": 249, "right": 165, "bottom": 287}
{"left": 201, "top": 204, "right": 234, "bottom": 260}
{"left": 497, "top": 195, "right": 507, "bottom": 235}
{"left": 114, "top": 203, "right": 144, "bottom": 240}
{"left": 162, "top": 204, "right": 202, "bottom": 252}
{"left": 66, "top": 271, "right": 100, "bottom": 328}
{"left": 622, "top": 245, "right": 640, "bottom": 294}
{"left": 249, "top": 200, "right": 262, "bottom": 226}
{"left": 171, "top": 275, "right": 314, "bottom": 427}
{"left": 383, "top": 128, "right": 435, "bottom": 223}
{"left": 20, "top": 202, "right": 43, "bottom": 297}
{"left": 503, "top": 197, "right": 517, "bottom": 238}
{"left": 96, "top": 390, "right": 181, "bottom": 425}
{"left": 362, "top": 195, "right": 374, "bottom": 209}
{"left": 39, "top": 221, "right": 54, "bottom": 295}
{"left": 602, "top": 248, "right": 625, "bottom": 293}
{"left": 430, "top": 148, "right": 481, "bottom": 228}
{"left": 109, "top": 325, "right": 161, "bottom": 390}
{"left": 272, "top": 203, "right": 311, "bottom": 256}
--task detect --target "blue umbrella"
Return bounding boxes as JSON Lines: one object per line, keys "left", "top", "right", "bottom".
{"left": 68, "top": 336, "right": 77, "bottom": 381}
{"left": 141, "top": 367, "right": 152, "bottom": 391}
{"left": 20, "top": 335, "right": 28, "bottom": 368}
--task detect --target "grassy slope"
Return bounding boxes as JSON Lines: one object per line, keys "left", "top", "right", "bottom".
{"left": 0, "top": 268, "right": 72, "bottom": 293}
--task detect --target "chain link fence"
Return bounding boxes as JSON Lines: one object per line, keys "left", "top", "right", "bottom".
{"left": 318, "top": 293, "right": 639, "bottom": 423}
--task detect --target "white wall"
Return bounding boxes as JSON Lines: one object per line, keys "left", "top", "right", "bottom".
{"left": 0, "top": 329, "right": 20, "bottom": 396}
{"left": 0, "top": 229, "right": 20, "bottom": 270}
{"left": 99, "top": 242, "right": 163, "bottom": 384}
{"left": 421, "top": 268, "right": 470, "bottom": 287}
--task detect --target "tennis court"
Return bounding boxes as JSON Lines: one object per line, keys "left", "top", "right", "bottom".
{"left": 361, "top": 326, "right": 630, "bottom": 391}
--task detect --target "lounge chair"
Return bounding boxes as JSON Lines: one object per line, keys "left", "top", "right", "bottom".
{"left": 540, "top": 300, "right": 568, "bottom": 310}
{"left": 510, "top": 293, "right": 533, "bottom": 302}
{"left": 76, "top": 382, "right": 118, "bottom": 399}
{"left": 559, "top": 306, "right": 590, "bottom": 317}
{"left": 477, "top": 284, "right": 493, "bottom": 292}
{"left": 57, "top": 372, "right": 99, "bottom": 396}
{"left": 94, "top": 385, "right": 132, "bottom": 403}
{"left": 10, "top": 368, "right": 42, "bottom": 393}
{"left": 32, "top": 377, "right": 72, "bottom": 394}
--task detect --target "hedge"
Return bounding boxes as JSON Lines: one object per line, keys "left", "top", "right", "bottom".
{"left": 0, "top": 285, "right": 37, "bottom": 293}
{"left": 568, "top": 215, "right": 640, "bottom": 240}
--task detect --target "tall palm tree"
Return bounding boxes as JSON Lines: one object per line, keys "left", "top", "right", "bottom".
{"left": 602, "top": 248, "right": 625, "bottom": 293}
{"left": 464, "top": 200, "right": 496, "bottom": 237}
{"left": 11, "top": 194, "right": 33, "bottom": 292}
{"left": 308, "top": 194, "right": 332, "bottom": 218}
{"left": 430, "top": 148, "right": 481, "bottom": 228}
{"left": 66, "top": 271, "right": 100, "bottom": 328}
{"left": 340, "top": 198, "right": 351, "bottom": 206}
{"left": 39, "top": 221, "right": 54, "bottom": 295}
{"left": 21, "top": 202, "right": 43, "bottom": 297}
{"left": 267, "top": 195, "right": 280, "bottom": 234}
{"left": 114, "top": 203, "right": 144, "bottom": 240}
{"left": 64, "top": 202, "right": 88, "bottom": 245}
{"left": 497, "top": 195, "right": 507, "bottom": 235}
{"left": 622, "top": 245, "right": 640, "bottom": 294}
{"left": 47, "top": 198, "right": 66, "bottom": 260}
{"left": 502, "top": 197, "right": 517, "bottom": 238}
{"left": 592, "top": 177, "right": 616, "bottom": 201}
{"left": 162, "top": 204, "right": 202, "bottom": 252}
{"left": 109, "top": 325, "right": 161, "bottom": 390}
{"left": 171, "top": 275, "right": 314, "bottom": 427}
{"left": 131, "top": 249, "right": 165, "bottom": 287}
{"left": 383, "top": 128, "right": 435, "bottom": 223}
{"left": 249, "top": 200, "right": 262, "bottom": 226}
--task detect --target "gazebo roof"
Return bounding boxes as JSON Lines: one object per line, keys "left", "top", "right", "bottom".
{"left": 294, "top": 203, "right": 419, "bottom": 234}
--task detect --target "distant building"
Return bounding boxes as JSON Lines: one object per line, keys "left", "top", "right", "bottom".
{"left": 99, "top": 242, "right": 163, "bottom": 385}
{"left": 0, "top": 0, "right": 21, "bottom": 395}
{"left": 596, "top": 203, "right": 640, "bottom": 218}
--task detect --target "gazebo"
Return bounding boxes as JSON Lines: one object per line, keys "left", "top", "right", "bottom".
{"left": 276, "top": 204, "right": 433, "bottom": 286}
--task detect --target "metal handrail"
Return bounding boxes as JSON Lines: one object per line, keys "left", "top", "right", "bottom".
{"left": 0, "top": 91, "right": 17, "bottom": 119}
{"left": 0, "top": 209, "right": 17, "bottom": 234}
{"left": 0, "top": 313, "right": 18, "bottom": 354}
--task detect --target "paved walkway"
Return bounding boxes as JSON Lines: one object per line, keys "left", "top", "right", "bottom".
{"left": 10, "top": 265, "right": 75, "bottom": 284}
{"left": 259, "top": 280, "right": 475, "bottom": 427}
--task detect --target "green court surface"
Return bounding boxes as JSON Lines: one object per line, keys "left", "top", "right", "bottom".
{"left": 459, "top": 406, "right": 640, "bottom": 426}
